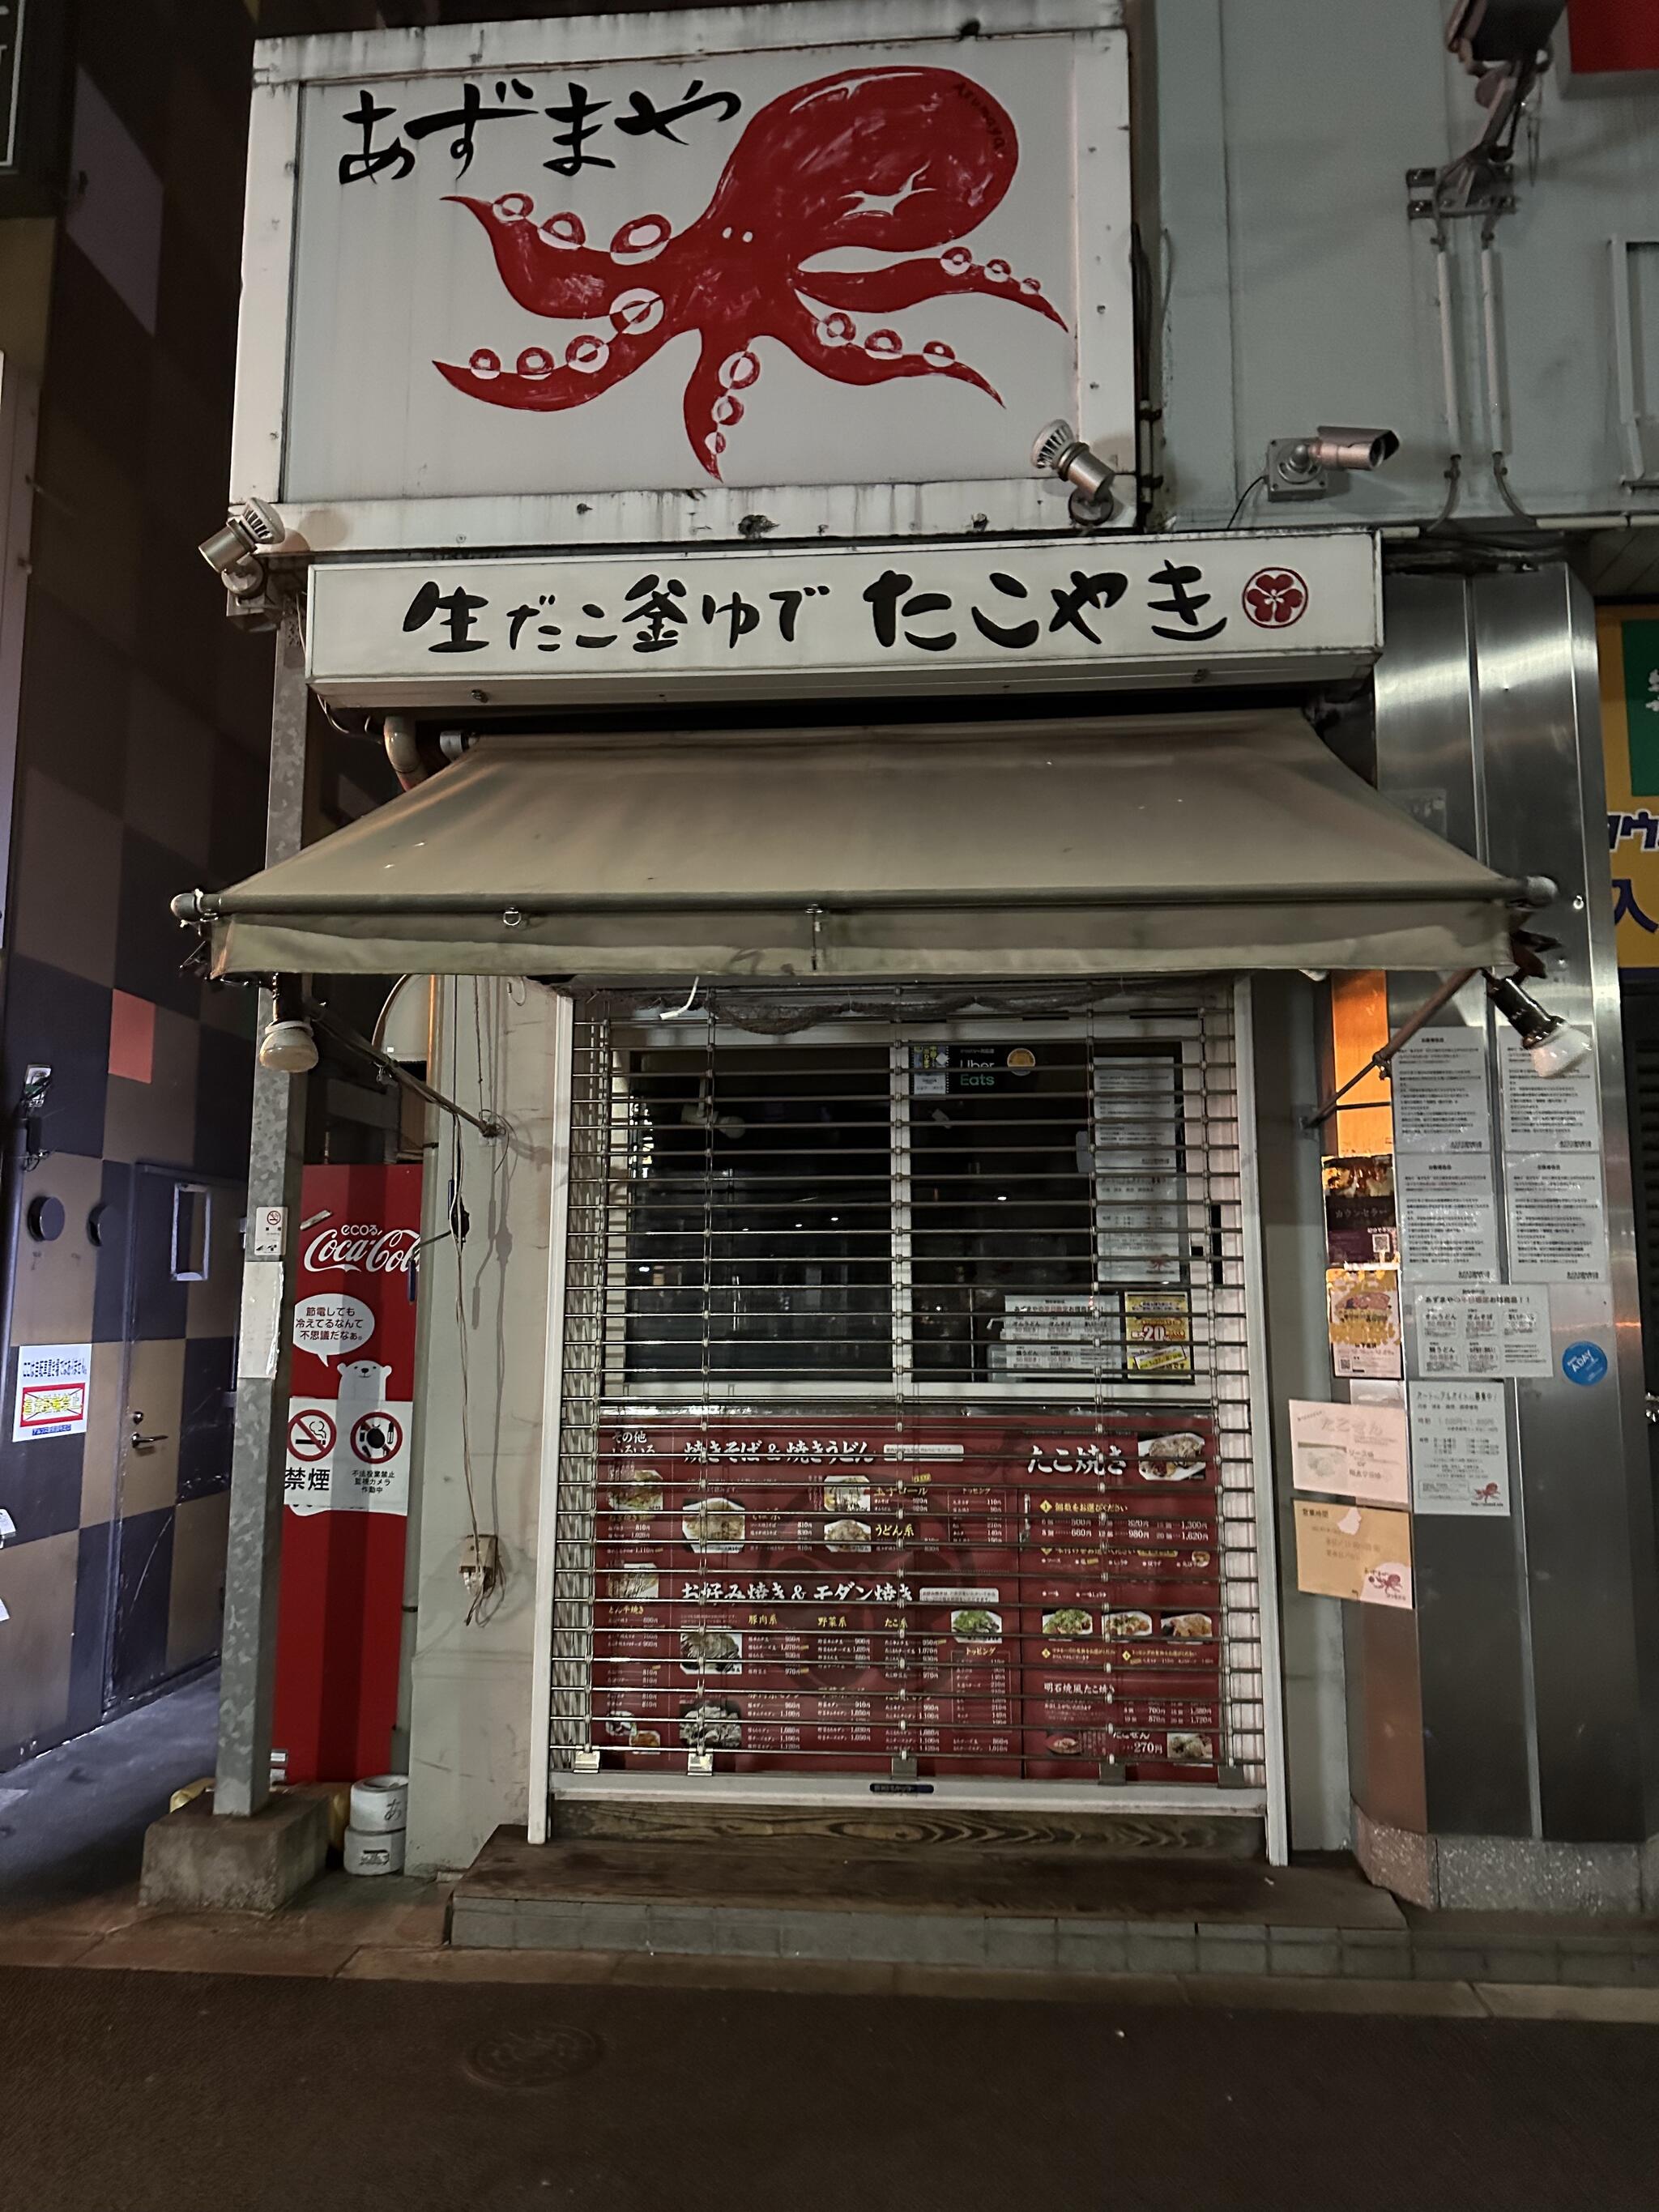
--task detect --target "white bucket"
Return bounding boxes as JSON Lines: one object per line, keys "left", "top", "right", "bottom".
{"left": 343, "top": 1823, "right": 407, "bottom": 1877}
{"left": 349, "top": 1774, "right": 409, "bottom": 1832}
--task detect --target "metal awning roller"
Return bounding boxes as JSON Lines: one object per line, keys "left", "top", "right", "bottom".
{"left": 187, "top": 712, "right": 1527, "bottom": 980}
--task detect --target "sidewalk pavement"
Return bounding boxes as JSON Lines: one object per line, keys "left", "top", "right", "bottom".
{"left": 2, "top": 1868, "right": 1658, "bottom": 2023}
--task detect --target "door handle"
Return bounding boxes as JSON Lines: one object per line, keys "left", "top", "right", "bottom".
{"left": 130, "top": 1432, "right": 170, "bottom": 1450}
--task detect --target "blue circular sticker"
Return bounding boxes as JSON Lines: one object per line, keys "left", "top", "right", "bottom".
{"left": 1562, "top": 1340, "right": 1609, "bottom": 1387}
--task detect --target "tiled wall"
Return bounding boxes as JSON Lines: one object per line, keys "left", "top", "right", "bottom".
{"left": 0, "top": 3, "right": 275, "bottom": 1767}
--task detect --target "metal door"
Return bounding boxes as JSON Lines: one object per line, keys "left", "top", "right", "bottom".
{"left": 103, "top": 1165, "right": 245, "bottom": 1710}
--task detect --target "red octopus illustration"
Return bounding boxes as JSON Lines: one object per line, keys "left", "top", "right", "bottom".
{"left": 435, "top": 66, "right": 1066, "bottom": 479}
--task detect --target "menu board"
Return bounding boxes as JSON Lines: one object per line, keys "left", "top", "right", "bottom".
{"left": 590, "top": 1410, "right": 1222, "bottom": 1784}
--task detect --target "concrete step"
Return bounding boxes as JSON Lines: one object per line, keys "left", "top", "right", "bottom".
{"left": 552, "top": 1793, "right": 1265, "bottom": 1857}
{"left": 451, "top": 1828, "right": 1426, "bottom": 1979}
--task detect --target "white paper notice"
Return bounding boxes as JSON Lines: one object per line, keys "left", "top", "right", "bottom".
{"left": 1410, "top": 1379, "right": 1511, "bottom": 1515}
{"left": 1288, "top": 1400, "right": 1410, "bottom": 1506}
{"left": 1499, "top": 1032, "right": 1599, "bottom": 1155}
{"left": 1504, "top": 1155, "right": 1610, "bottom": 1285}
{"left": 1394, "top": 1153, "right": 1499, "bottom": 1281}
{"left": 1388, "top": 1029, "right": 1490, "bottom": 1153}
{"left": 1412, "top": 1285, "right": 1552, "bottom": 1377}
{"left": 238, "top": 1259, "right": 285, "bottom": 1383}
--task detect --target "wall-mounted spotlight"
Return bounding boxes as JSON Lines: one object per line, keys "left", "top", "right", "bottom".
{"left": 258, "top": 1016, "right": 319, "bottom": 1075}
{"left": 257, "top": 978, "right": 319, "bottom": 1075}
{"left": 198, "top": 498, "right": 289, "bottom": 598}
{"left": 1267, "top": 427, "right": 1400, "bottom": 502}
{"left": 1486, "top": 973, "right": 1592, "bottom": 1078}
{"left": 1031, "top": 420, "right": 1118, "bottom": 526}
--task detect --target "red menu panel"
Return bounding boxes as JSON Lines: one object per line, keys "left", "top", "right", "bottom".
{"left": 588, "top": 1410, "right": 1224, "bottom": 1782}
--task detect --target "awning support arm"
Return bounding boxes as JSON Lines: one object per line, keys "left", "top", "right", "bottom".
{"left": 1301, "top": 967, "right": 1480, "bottom": 1132}
{"left": 305, "top": 999, "right": 505, "bottom": 1141}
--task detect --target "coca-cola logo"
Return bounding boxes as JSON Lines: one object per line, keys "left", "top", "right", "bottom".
{"left": 304, "top": 1219, "right": 420, "bottom": 1276}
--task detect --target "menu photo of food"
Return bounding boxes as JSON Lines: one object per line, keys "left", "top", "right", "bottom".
{"left": 609, "top": 1471, "right": 665, "bottom": 1517}
{"left": 607, "top": 1563, "right": 660, "bottom": 1602}
{"left": 679, "top": 1697, "right": 743, "bottom": 1751}
{"left": 679, "top": 1625, "right": 743, "bottom": 1676}
{"left": 1161, "top": 1610, "right": 1216, "bottom": 1643}
{"left": 949, "top": 1606, "right": 1004, "bottom": 1650}
{"left": 1166, "top": 1730, "right": 1216, "bottom": 1765}
{"left": 681, "top": 1496, "right": 747, "bottom": 1552}
{"left": 1039, "top": 1605, "right": 1095, "bottom": 1639}
{"left": 823, "top": 1476, "right": 872, "bottom": 1515}
{"left": 1102, "top": 1608, "right": 1155, "bottom": 1639}
{"left": 1136, "top": 1430, "right": 1208, "bottom": 1482}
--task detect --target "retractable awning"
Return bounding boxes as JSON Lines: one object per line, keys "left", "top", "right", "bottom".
{"left": 191, "top": 713, "right": 1525, "bottom": 981}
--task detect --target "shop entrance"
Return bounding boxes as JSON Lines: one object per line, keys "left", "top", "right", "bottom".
{"left": 544, "top": 987, "right": 1275, "bottom": 1818}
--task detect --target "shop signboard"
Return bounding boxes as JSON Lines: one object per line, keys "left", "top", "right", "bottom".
{"left": 305, "top": 531, "right": 1382, "bottom": 706}
{"left": 1601, "top": 606, "right": 1659, "bottom": 966}
{"left": 589, "top": 1409, "right": 1225, "bottom": 1781}
{"left": 272, "top": 1163, "right": 423, "bottom": 1784}
{"left": 234, "top": 3, "right": 1134, "bottom": 553}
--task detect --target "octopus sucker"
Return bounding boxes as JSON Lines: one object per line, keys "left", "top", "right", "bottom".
{"left": 436, "top": 322, "right": 674, "bottom": 412}
{"left": 440, "top": 66, "right": 1067, "bottom": 471}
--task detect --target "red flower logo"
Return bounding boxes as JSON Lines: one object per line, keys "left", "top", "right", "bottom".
{"left": 1242, "top": 568, "right": 1308, "bottom": 628}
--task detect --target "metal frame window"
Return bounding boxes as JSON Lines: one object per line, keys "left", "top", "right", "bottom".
{"left": 544, "top": 984, "right": 1274, "bottom": 1823}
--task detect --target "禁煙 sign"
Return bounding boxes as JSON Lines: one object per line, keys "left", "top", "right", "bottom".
{"left": 306, "top": 531, "right": 1380, "bottom": 706}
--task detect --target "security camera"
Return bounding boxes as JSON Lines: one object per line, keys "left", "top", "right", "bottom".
{"left": 1267, "top": 427, "right": 1400, "bottom": 501}
{"left": 1031, "top": 419, "right": 1118, "bottom": 526}
{"left": 198, "top": 499, "right": 288, "bottom": 595}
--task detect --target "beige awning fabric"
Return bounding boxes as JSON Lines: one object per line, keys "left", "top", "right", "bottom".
{"left": 196, "top": 713, "right": 1524, "bottom": 982}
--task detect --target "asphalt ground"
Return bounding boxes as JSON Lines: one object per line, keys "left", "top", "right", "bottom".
{"left": 2, "top": 1962, "right": 1655, "bottom": 2211}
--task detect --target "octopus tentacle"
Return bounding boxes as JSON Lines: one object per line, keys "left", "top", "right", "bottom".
{"left": 680, "top": 333, "right": 756, "bottom": 481}
{"left": 436, "top": 323, "right": 674, "bottom": 413}
{"left": 798, "top": 256, "right": 1068, "bottom": 331}
{"left": 775, "top": 300, "right": 1002, "bottom": 407}
{"left": 444, "top": 196, "right": 621, "bottom": 320}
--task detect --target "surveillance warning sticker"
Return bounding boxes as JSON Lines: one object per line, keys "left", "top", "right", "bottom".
{"left": 13, "top": 1343, "right": 92, "bottom": 1443}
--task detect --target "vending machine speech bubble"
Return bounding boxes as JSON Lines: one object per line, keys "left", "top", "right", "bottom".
{"left": 292, "top": 1294, "right": 374, "bottom": 1366}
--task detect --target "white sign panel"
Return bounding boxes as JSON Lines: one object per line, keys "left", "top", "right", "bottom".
{"left": 239, "top": 9, "right": 1136, "bottom": 548}
{"left": 306, "top": 532, "right": 1382, "bottom": 706}
{"left": 1499, "top": 1031, "right": 1600, "bottom": 1155}
{"left": 12, "top": 1342, "right": 91, "bottom": 1443}
{"left": 1288, "top": 1399, "right": 1410, "bottom": 1507}
{"left": 1504, "top": 1155, "right": 1610, "bottom": 1286}
{"left": 1394, "top": 1153, "right": 1499, "bottom": 1282}
{"left": 1412, "top": 1285, "right": 1552, "bottom": 1378}
{"left": 284, "top": 1394, "right": 414, "bottom": 1517}
{"left": 1388, "top": 1028, "right": 1490, "bottom": 1153}
{"left": 1410, "top": 1379, "right": 1511, "bottom": 1516}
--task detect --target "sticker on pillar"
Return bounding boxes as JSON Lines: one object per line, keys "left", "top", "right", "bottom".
{"left": 1561, "top": 1340, "right": 1609, "bottom": 1387}
{"left": 12, "top": 1343, "right": 92, "bottom": 1442}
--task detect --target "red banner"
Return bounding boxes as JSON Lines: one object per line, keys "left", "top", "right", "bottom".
{"left": 1567, "top": 0, "right": 1659, "bottom": 75}
{"left": 589, "top": 1409, "right": 1225, "bottom": 1783}
{"left": 272, "top": 1163, "right": 423, "bottom": 1785}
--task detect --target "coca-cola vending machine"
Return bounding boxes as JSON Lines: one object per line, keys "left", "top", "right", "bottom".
{"left": 272, "top": 1163, "right": 422, "bottom": 1784}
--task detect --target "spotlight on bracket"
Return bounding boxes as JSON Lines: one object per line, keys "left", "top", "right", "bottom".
{"left": 198, "top": 498, "right": 288, "bottom": 598}
{"left": 258, "top": 1016, "right": 319, "bottom": 1075}
{"left": 1266, "top": 426, "right": 1401, "bottom": 502}
{"left": 258, "top": 977, "right": 319, "bottom": 1075}
{"left": 1031, "top": 419, "right": 1118, "bottom": 526}
{"left": 1486, "top": 974, "right": 1592, "bottom": 1079}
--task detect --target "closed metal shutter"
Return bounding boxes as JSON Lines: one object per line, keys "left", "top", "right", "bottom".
{"left": 548, "top": 985, "right": 1270, "bottom": 1803}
